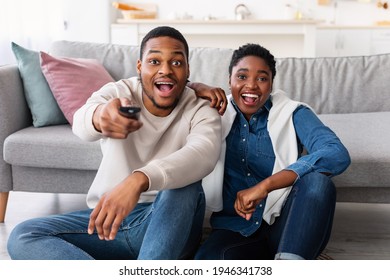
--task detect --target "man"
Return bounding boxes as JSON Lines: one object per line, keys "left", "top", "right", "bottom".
{"left": 7, "top": 26, "right": 222, "bottom": 260}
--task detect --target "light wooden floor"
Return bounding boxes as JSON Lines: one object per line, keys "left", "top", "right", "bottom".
{"left": 1, "top": 192, "right": 390, "bottom": 260}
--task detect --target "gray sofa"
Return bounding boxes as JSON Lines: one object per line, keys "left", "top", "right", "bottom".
{"left": 1, "top": 40, "right": 390, "bottom": 223}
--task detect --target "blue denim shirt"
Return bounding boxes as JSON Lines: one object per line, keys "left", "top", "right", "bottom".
{"left": 210, "top": 97, "right": 350, "bottom": 236}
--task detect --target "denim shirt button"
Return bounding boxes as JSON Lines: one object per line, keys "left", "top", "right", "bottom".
{"left": 247, "top": 173, "right": 251, "bottom": 177}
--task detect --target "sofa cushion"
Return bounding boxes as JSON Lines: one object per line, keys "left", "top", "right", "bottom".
{"left": 3, "top": 125, "right": 102, "bottom": 170}
{"left": 275, "top": 54, "right": 390, "bottom": 115}
{"left": 40, "top": 51, "right": 115, "bottom": 125}
{"left": 49, "top": 41, "right": 390, "bottom": 116}
{"left": 49, "top": 40, "right": 234, "bottom": 94}
{"left": 318, "top": 111, "right": 390, "bottom": 188}
{"left": 188, "top": 47, "right": 232, "bottom": 94}
{"left": 5, "top": 111, "right": 389, "bottom": 190}
{"left": 49, "top": 40, "right": 140, "bottom": 81}
{"left": 11, "top": 42, "right": 68, "bottom": 127}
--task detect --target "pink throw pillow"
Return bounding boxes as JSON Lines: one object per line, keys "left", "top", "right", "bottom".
{"left": 40, "top": 52, "right": 114, "bottom": 125}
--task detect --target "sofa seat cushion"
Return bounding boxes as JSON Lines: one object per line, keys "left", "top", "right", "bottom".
{"left": 318, "top": 111, "right": 390, "bottom": 188}
{"left": 3, "top": 112, "right": 390, "bottom": 189}
{"left": 3, "top": 125, "right": 101, "bottom": 170}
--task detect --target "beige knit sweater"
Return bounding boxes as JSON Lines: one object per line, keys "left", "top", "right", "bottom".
{"left": 73, "top": 77, "right": 222, "bottom": 208}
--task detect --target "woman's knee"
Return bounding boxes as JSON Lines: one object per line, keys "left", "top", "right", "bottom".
{"left": 296, "top": 172, "right": 336, "bottom": 201}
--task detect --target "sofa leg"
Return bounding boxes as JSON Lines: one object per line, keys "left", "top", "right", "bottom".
{"left": 0, "top": 192, "right": 9, "bottom": 223}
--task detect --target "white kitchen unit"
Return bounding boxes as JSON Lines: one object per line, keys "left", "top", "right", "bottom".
{"left": 316, "top": 26, "right": 390, "bottom": 57}
{"left": 110, "top": 19, "right": 321, "bottom": 58}
{"left": 371, "top": 28, "right": 390, "bottom": 55}
{"left": 316, "top": 27, "right": 372, "bottom": 57}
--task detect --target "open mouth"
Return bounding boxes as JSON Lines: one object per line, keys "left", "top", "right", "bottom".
{"left": 241, "top": 93, "right": 259, "bottom": 105}
{"left": 155, "top": 81, "right": 174, "bottom": 93}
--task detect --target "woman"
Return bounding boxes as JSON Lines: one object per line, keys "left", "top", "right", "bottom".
{"left": 191, "top": 43, "right": 351, "bottom": 260}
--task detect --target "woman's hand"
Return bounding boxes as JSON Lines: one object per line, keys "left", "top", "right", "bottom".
{"left": 234, "top": 184, "right": 268, "bottom": 221}
{"left": 188, "top": 82, "right": 227, "bottom": 115}
{"left": 234, "top": 170, "right": 298, "bottom": 220}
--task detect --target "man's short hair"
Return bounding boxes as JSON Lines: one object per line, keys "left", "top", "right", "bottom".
{"left": 140, "top": 26, "right": 189, "bottom": 62}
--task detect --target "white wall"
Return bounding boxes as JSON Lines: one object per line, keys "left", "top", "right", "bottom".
{"left": 0, "top": 0, "right": 114, "bottom": 65}
{"left": 0, "top": 0, "right": 63, "bottom": 65}
{"left": 2, "top": 0, "right": 389, "bottom": 65}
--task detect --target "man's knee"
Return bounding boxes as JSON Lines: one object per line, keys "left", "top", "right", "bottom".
{"left": 153, "top": 181, "right": 205, "bottom": 218}
{"left": 7, "top": 219, "right": 36, "bottom": 259}
{"left": 161, "top": 181, "right": 204, "bottom": 201}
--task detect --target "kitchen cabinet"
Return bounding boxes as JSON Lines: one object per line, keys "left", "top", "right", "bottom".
{"left": 316, "top": 28, "right": 371, "bottom": 57}
{"left": 371, "top": 29, "right": 390, "bottom": 55}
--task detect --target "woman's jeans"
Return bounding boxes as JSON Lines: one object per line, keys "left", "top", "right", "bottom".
{"left": 7, "top": 181, "right": 205, "bottom": 260}
{"left": 195, "top": 172, "right": 336, "bottom": 260}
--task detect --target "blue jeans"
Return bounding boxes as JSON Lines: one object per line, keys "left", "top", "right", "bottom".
{"left": 195, "top": 172, "right": 336, "bottom": 260}
{"left": 7, "top": 181, "right": 205, "bottom": 260}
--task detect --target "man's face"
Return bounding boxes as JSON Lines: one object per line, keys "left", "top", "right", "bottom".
{"left": 137, "top": 36, "right": 190, "bottom": 117}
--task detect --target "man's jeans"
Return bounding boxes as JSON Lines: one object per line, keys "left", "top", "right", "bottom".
{"left": 195, "top": 172, "right": 336, "bottom": 260}
{"left": 7, "top": 181, "right": 205, "bottom": 260}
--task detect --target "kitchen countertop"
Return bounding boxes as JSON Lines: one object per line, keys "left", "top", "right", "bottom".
{"left": 115, "top": 18, "right": 322, "bottom": 25}
{"left": 114, "top": 18, "right": 390, "bottom": 28}
{"left": 318, "top": 23, "right": 390, "bottom": 29}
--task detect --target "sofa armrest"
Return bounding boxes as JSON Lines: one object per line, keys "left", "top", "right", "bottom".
{"left": 0, "top": 65, "right": 32, "bottom": 192}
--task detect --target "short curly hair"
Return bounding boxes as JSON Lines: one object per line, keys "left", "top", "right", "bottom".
{"left": 228, "top": 43, "right": 276, "bottom": 81}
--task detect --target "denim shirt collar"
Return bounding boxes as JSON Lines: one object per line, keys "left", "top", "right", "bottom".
{"left": 230, "top": 96, "right": 273, "bottom": 120}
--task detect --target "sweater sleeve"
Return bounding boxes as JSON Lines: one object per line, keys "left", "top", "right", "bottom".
{"left": 72, "top": 79, "right": 135, "bottom": 142}
{"left": 135, "top": 98, "right": 223, "bottom": 192}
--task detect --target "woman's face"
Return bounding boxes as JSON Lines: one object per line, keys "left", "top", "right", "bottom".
{"left": 229, "top": 55, "right": 273, "bottom": 120}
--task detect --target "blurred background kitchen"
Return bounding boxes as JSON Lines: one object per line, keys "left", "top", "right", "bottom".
{"left": 2, "top": 0, "right": 390, "bottom": 64}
